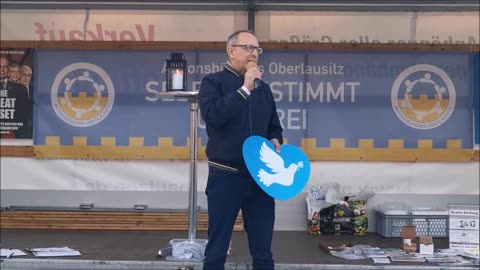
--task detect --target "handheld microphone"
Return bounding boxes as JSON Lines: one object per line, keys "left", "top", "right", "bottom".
{"left": 247, "top": 62, "right": 263, "bottom": 89}
{"left": 254, "top": 78, "right": 262, "bottom": 89}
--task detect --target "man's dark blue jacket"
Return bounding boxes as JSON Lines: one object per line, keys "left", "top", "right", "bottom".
{"left": 199, "top": 63, "right": 283, "bottom": 169}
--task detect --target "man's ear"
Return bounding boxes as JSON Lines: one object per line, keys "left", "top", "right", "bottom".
{"left": 226, "top": 46, "right": 234, "bottom": 58}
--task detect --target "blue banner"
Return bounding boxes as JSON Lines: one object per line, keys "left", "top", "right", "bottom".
{"left": 34, "top": 49, "right": 475, "bottom": 161}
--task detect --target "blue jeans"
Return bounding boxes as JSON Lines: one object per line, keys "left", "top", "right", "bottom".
{"left": 202, "top": 166, "right": 275, "bottom": 270}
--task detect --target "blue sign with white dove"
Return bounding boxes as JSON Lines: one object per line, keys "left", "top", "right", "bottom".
{"left": 242, "top": 136, "right": 311, "bottom": 200}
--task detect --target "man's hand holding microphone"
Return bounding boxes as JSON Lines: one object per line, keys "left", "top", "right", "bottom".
{"left": 244, "top": 62, "right": 281, "bottom": 153}
{"left": 245, "top": 62, "right": 263, "bottom": 91}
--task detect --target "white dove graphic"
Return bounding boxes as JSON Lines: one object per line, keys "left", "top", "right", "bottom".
{"left": 257, "top": 142, "right": 304, "bottom": 187}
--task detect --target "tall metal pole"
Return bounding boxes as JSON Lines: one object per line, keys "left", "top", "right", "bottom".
{"left": 247, "top": 0, "right": 255, "bottom": 31}
{"left": 156, "top": 91, "right": 204, "bottom": 260}
{"left": 188, "top": 99, "right": 199, "bottom": 240}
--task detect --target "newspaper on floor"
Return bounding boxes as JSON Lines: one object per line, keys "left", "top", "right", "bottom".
{"left": 27, "top": 247, "right": 81, "bottom": 257}
{"left": 1, "top": 249, "right": 27, "bottom": 258}
{"left": 372, "top": 257, "right": 391, "bottom": 264}
{"left": 389, "top": 254, "right": 426, "bottom": 262}
{"left": 330, "top": 245, "right": 382, "bottom": 260}
{"left": 460, "top": 249, "right": 479, "bottom": 260}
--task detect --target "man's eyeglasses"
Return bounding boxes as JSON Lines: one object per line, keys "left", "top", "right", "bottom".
{"left": 231, "top": 45, "right": 263, "bottom": 54}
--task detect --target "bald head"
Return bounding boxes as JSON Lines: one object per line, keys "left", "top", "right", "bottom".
{"left": 19, "top": 65, "right": 32, "bottom": 87}
{"left": 0, "top": 56, "right": 9, "bottom": 80}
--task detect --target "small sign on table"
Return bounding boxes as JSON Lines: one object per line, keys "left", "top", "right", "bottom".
{"left": 448, "top": 204, "right": 479, "bottom": 251}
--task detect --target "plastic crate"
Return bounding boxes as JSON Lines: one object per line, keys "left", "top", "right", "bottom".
{"left": 376, "top": 211, "right": 449, "bottom": 238}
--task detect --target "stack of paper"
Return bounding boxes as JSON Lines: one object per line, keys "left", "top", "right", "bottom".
{"left": 460, "top": 249, "right": 479, "bottom": 260}
{"left": 28, "top": 247, "right": 81, "bottom": 257}
{"left": 372, "top": 257, "right": 391, "bottom": 264}
{"left": 424, "top": 254, "right": 462, "bottom": 264}
{"left": 383, "top": 248, "right": 407, "bottom": 256}
{"left": 437, "top": 248, "right": 458, "bottom": 254}
{"left": 389, "top": 254, "right": 426, "bottom": 262}
{"left": 361, "top": 247, "right": 388, "bottom": 258}
{"left": 0, "top": 249, "right": 27, "bottom": 258}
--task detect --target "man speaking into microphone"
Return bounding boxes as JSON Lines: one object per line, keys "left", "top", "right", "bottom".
{"left": 198, "top": 30, "right": 283, "bottom": 270}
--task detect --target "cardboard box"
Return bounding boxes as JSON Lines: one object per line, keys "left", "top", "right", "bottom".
{"left": 419, "top": 235, "right": 434, "bottom": 254}
{"left": 402, "top": 226, "right": 417, "bottom": 253}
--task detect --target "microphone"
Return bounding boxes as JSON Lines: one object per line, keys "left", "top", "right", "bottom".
{"left": 247, "top": 62, "right": 264, "bottom": 89}
{"left": 254, "top": 78, "right": 262, "bottom": 89}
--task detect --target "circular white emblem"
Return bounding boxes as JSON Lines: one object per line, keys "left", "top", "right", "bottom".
{"left": 391, "top": 64, "right": 456, "bottom": 130}
{"left": 51, "top": 62, "right": 114, "bottom": 127}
